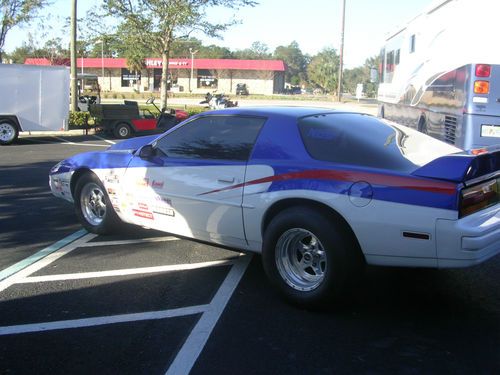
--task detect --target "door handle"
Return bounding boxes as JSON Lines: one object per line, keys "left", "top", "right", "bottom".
{"left": 217, "top": 177, "right": 235, "bottom": 184}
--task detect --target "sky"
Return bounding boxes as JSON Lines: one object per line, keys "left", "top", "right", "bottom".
{"left": 3, "top": 0, "right": 434, "bottom": 68}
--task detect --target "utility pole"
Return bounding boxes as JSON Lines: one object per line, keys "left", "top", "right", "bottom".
{"left": 70, "top": 0, "right": 77, "bottom": 112}
{"left": 337, "top": 0, "right": 346, "bottom": 102}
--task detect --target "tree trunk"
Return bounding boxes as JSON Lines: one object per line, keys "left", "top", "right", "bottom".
{"left": 160, "top": 51, "right": 170, "bottom": 109}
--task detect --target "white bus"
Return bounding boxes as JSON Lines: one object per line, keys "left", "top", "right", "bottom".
{"left": 377, "top": 0, "right": 500, "bottom": 150}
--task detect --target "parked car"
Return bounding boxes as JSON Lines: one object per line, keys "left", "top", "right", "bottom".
{"left": 90, "top": 98, "right": 189, "bottom": 139}
{"left": 49, "top": 107, "right": 500, "bottom": 307}
{"left": 236, "top": 83, "right": 249, "bottom": 95}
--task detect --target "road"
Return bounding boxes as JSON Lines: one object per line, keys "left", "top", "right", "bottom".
{"left": 0, "top": 134, "right": 498, "bottom": 374}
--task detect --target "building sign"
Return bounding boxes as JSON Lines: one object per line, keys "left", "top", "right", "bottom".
{"left": 145, "top": 59, "right": 189, "bottom": 68}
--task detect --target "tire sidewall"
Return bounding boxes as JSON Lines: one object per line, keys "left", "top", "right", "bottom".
{"left": 74, "top": 173, "right": 118, "bottom": 234}
{"left": 114, "top": 123, "right": 131, "bottom": 139}
{"left": 262, "top": 207, "right": 351, "bottom": 306}
{"left": 0, "top": 120, "right": 19, "bottom": 145}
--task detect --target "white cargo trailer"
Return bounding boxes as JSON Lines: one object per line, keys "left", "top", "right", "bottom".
{"left": 0, "top": 64, "right": 70, "bottom": 145}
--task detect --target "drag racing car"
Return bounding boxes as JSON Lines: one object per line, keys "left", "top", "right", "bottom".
{"left": 49, "top": 107, "right": 500, "bottom": 306}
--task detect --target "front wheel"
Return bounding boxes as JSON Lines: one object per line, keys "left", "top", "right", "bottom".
{"left": 262, "top": 207, "right": 360, "bottom": 307}
{"left": 0, "top": 120, "right": 19, "bottom": 145}
{"left": 74, "top": 173, "right": 120, "bottom": 234}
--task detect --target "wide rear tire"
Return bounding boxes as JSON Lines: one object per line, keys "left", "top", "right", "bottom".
{"left": 262, "top": 206, "right": 360, "bottom": 307}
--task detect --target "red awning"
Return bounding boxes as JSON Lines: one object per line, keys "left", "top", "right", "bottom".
{"left": 25, "top": 57, "right": 286, "bottom": 71}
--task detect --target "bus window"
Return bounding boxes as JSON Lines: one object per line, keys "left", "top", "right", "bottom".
{"left": 410, "top": 35, "right": 416, "bottom": 53}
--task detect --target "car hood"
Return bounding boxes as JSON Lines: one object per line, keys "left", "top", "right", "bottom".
{"left": 107, "top": 134, "right": 159, "bottom": 152}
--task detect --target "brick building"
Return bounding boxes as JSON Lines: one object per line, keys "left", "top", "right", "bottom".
{"left": 25, "top": 57, "right": 286, "bottom": 95}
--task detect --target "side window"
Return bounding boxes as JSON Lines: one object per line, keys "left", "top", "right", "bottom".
{"left": 410, "top": 34, "right": 416, "bottom": 53}
{"left": 155, "top": 116, "right": 266, "bottom": 161}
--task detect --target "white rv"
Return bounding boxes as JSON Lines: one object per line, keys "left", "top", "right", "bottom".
{"left": 377, "top": 0, "right": 500, "bottom": 149}
{"left": 0, "top": 64, "right": 70, "bottom": 145}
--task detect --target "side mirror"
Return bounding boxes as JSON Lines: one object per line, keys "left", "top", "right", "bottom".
{"left": 139, "top": 144, "right": 155, "bottom": 159}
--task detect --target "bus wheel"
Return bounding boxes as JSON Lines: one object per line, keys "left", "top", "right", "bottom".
{"left": 378, "top": 105, "right": 385, "bottom": 119}
{"left": 418, "top": 117, "right": 428, "bottom": 134}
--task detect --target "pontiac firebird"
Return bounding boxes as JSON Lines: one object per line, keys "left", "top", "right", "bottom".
{"left": 50, "top": 107, "right": 500, "bottom": 306}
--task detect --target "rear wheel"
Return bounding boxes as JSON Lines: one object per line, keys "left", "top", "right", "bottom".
{"left": 113, "top": 122, "right": 132, "bottom": 139}
{"left": 74, "top": 173, "right": 120, "bottom": 234}
{"left": 262, "top": 206, "right": 361, "bottom": 307}
{"left": 418, "top": 116, "right": 428, "bottom": 134}
{"left": 0, "top": 120, "right": 18, "bottom": 145}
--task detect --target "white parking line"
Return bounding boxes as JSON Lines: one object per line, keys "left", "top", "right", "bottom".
{"left": 0, "top": 233, "right": 96, "bottom": 293}
{"left": 92, "top": 134, "right": 116, "bottom": 144}
{"left": 80, "top": 236, "right": 179, "bottom": 247}
{"left": 0, "top": 305, "right": 208, "bottom": 336}
{"left": 166, "top": 255, "right": 252, "bottom": 375}
{"left": 0, "top": 229, "right": 87, "bottom": 282}
{"left": 0, "top": 230, "right": 252, "bottom": 374}
{"left": 20, "top": 259, "right": 235, "bottom": 283}
{"left": 54, "top": 136, "right": 109, "bottom": 147}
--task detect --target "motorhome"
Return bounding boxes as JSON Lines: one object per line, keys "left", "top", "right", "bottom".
{"left": 377, "top": 0, "right": 500, "bottom": 149}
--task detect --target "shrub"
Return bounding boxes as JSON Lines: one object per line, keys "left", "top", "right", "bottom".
{"left": 69, "top": 111, "right": 90, "bottom": 127}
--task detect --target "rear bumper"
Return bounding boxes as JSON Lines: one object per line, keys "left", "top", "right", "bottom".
{"left": 463, "top": 114, "right": 500, "bottom": 149}
{"left": 436, "top": 204, "right": 500, "bottom": 267}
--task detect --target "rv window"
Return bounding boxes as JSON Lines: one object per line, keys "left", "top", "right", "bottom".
{"left": 410, "top": 35, "right": 416, "bottom": 53}
{"left": 395, "top": 49, "right": 400, "bottom": 65}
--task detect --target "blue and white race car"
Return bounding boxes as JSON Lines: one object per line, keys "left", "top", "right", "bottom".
{"left": 50, "top": 107, "right": 500, "bottom": 306}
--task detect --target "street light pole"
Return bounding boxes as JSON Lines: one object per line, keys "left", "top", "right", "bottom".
{"left": 96, "top": 39, "right": 104, "bottom": 87}
{"left": 189, "top": 48, "right": 198, "bottom": 93}
{"left": 70, "top": 0, "right": 78, "bottom": 112}
{"left": 337, "top": 0, "right": 346, "bottom": 102}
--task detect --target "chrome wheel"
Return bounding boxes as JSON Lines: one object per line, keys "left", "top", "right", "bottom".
{"left": 0, "top": 122, "right": 16, "bottom": 143}
{"left": 80, "top": 182, "right": 107, "bottom": 226}
{"left": 275, "top": 228, "right": 327, "bottom": 292}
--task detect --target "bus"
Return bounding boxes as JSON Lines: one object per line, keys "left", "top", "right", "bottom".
{"left": 377, "top": 0, "right": 500, "bottom": 150}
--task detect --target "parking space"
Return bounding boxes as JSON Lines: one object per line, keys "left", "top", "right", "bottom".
{"left": 0, "top": 230, "right": 251, "bottom": 374}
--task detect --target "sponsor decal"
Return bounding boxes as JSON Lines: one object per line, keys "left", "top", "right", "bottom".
{"left": 155, "top": 195, "right": 173, "bottom": 206}
{"left": 137, "top": 178, "right": 150, "bottom": 187}
{"left": 151, "top": 180, "right": 164, "bottom": 188}
{"left": 105, "top": 174, "right": 120, "bottom": 184}
{"left": 136, "top": 178, "right": 165, "bottom": 189}
{"left": 153, "top": 206, "right": 175, "bottom": 217}
{"left": 138, "top": 202, "right": 149, "bottom": 211}
{"left": 132, "top": 209, "right": 154, "bottom": 220}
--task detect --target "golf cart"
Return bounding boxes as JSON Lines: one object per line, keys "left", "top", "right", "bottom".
{"left": 90, "top": 97, "right": 189, "bottom": 139}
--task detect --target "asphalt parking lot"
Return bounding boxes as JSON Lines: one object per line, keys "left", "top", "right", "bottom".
{"left": 0, "top": 134, "right": 499, "bottom": 374}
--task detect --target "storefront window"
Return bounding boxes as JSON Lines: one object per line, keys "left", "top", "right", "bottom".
{"left": 121, "top": 68, "right": 141, "bottom": 87}
{"left": 197, "top": 69, "right": 218, "bottom": 89}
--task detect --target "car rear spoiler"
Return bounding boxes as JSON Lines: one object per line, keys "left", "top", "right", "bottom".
{"left": 412, "top": 145, "right": 500, "bottom": 184}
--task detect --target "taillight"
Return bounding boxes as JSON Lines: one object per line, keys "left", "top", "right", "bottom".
{"left": 475, "top": 64, "right": 491, "bottom": 77}
{"left": 460, "top": 178, "right": 499, "bottom": 217}
{"left": 474, "top": 80, "right": 490, "bottom": 94}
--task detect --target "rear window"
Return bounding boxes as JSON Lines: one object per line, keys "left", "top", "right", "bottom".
{"left": 298, "top": 113, "right": 459, "bottom": 171}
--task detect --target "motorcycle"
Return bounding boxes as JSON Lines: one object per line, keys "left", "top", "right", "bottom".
{"left": 200, "top": 92, "right": 238, "bottom": 110}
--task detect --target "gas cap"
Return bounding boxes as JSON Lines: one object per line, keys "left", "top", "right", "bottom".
{"left": 348, "top": 181, "right": 373, "bottom": 207}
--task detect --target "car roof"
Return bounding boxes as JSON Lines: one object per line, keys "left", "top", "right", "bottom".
{"left": 200, "top": 106, "right": 361, "bottom": 119}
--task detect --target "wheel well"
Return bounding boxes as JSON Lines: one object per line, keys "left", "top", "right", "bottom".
{"left": 0, "top": 115, "right": 21, "bottom": 131}
{"left": 262, "top": 198, "right": 364, "bottom": 261}
{"left": 70, "top": 168, "right": 93, "bottom": 198}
